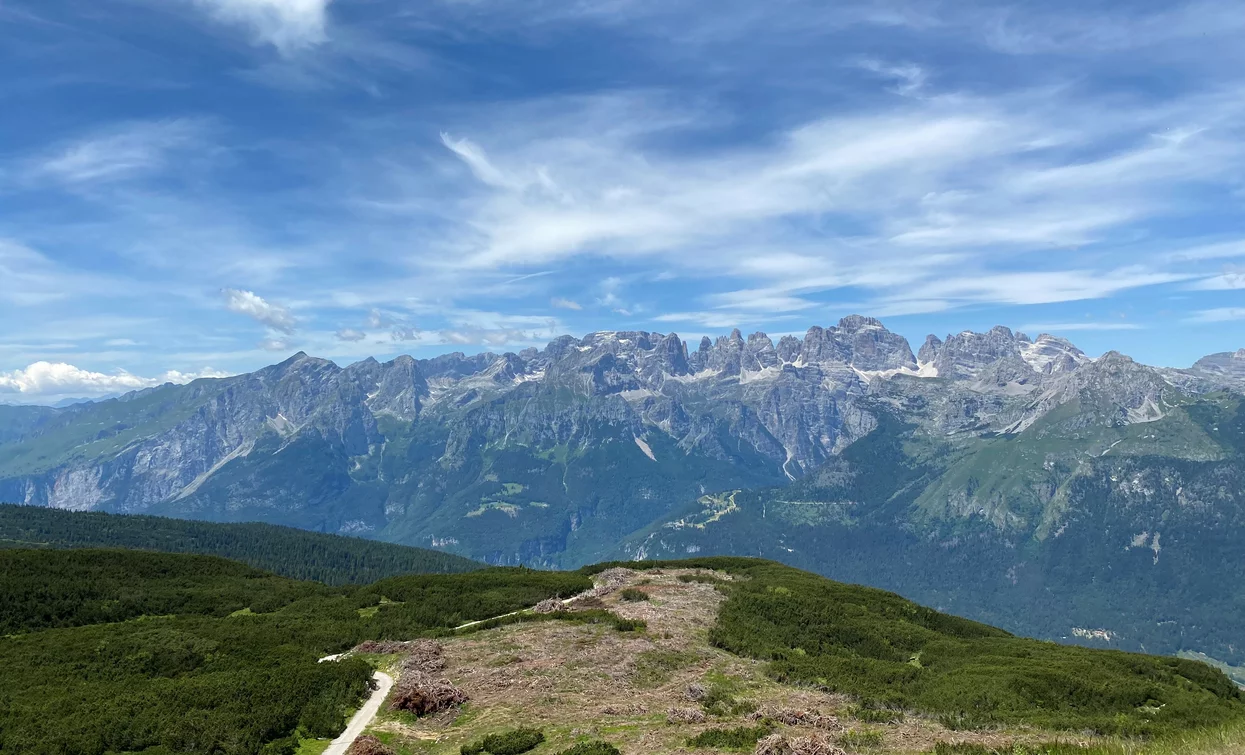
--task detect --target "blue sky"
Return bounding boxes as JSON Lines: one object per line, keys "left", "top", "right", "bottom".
{"left": 2, "top": 0, "right": 1245, "bottom": 402}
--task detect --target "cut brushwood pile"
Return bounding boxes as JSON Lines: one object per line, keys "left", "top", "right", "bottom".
{"left": 349, "top": 567, "right": 1199, "bottom": 755}
{"left": 345, "top": 734, "right": 397, "bottom": 755}
{"left": 358, "top": 639, "right": 470, "bottom": 717}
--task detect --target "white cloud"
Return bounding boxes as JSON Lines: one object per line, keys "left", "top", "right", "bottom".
{"left": 551, "top": 297, "right": 583, "bottom": 310}
{"left": 192, "top": 0, "right": 332, "bottom": 53}
{"left": 1188, "top": 308, "right": 1245, "bottom": 323}
{"left": 32, "top": 120, "right": 203, "bottom": 185}
{"left": 440, "top": 133, "right": 517, "bottom": 190}
{"left": 1188, "top": 270, "right": 1245, "bottom": 290}
{"left": 335, "top": 327, "right": 367, "bottom": 342}
{"left": 0, "top": 362, "right": 229, "bottom": 399}
{"left": 439, "top": 328, "right": 535, "bottom": 347}
{"left": 258, "top": 337, "right": 292, "bottom": 351}
{"left": 1017, "top": 322, "right": 1142, "bottom": 332}
{"left": 653, "top": 311, "right": 800, "bottom": 328}
{"left": 854, "top": 58, "right": 927, "bottom": 96}
{"left": 391, "top": 326, "right": 420, "bottom": 341}
{"left": 704, "top": 289, "right": 819, "bottom": 312}
{"left": 1168, "top": 239, "right": 1245, "bottom": 261}
{"left": 366, "top": 308, "right": 394, "bottom": 328}
{"left": 222, "top": 288, "right": 297, "bottom": 333}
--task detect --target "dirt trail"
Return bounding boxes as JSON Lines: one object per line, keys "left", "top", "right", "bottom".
{"left": 323, "top": 671, "right": 393, "bottom": 755}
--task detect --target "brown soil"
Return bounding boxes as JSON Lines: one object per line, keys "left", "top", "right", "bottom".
{"left": 363, "top": 568, "right": 1096, "bottom": 755}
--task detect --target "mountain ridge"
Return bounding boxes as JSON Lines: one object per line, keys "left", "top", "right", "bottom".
{"left": 2, "top": 317, "right": 1244, "bottom": 670}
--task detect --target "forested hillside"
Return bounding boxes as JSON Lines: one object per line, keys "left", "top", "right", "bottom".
{"left": 0, "top": 504, "right": 481, "bottom": 584}
{"left": 0, "top": 548, "right": 590, "bottom": 754}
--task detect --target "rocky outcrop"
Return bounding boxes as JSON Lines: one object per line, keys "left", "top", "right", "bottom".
{"left": 2, "top": 317, "right": 1233, "bottom": 558}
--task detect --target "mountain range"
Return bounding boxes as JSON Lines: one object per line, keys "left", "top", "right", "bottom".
{"left": 3, "top": 317, "right": 1244, "bottom": 671}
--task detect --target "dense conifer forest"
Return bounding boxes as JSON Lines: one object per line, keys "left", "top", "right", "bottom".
{"left": 0, "top": 548, "right": 589, "bottom": 754}
{"left": 0, "top": 503, "right": 481, "bottom": 584}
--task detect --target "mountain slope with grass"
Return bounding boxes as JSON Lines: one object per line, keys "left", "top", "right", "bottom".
{"left": 329, "top": 559, "right": 1245, "bottom": 755}
{"left": 1, "top": 550, "right": 1243, "bottom": 754}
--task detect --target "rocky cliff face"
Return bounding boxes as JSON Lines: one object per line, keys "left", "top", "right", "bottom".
{"left": 1, "top": 316, "right": 1240, "bottom": 567}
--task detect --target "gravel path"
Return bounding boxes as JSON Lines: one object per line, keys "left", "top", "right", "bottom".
{"left": 323, "top": 671, "right": 393, "bottom": 755}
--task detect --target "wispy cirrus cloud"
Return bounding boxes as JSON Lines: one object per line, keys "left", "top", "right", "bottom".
{"left": 1188, "top": 308, "right": 1245, "bottom": 323}
{"left": 1018, "top": 322, "right": 1142, "bottom": 333}
{"left": 29, "top": 120, "right": 206, "bottom": 186}
{"left": 191, "top": 0, "right": 332, "bottom": 53}
{"left": 6, "top": 0, "right": 1245, "bottom": 380}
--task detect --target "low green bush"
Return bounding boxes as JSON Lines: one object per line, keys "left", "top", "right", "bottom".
{"left": 677, "top": 573, "right": 724, "bottom": 585}
{"left": 461, "top": 728, "right": 545, "bottom": 755}
{"left": 932, "top": 744, "right": 1098, "bottom": 755}
{"left": 838, "top": 729, "right": 884, "bottom": 749}
{"left": 701, "top": 680, "right": 756, "bottom": 716}
{"left": 853, "top": 703, "right": 904, "bottom": 723}
{"left": 557, "top": 742, "right": 621, "bottom": 755}
{"left": 619, "top": 588, "right": 649, "bottom": 602}
{"left": 686, "top": 724, "right": 774, "bottom": 749}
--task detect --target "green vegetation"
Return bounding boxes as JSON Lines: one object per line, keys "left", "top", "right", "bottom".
{"left": 686, "top": 724, "right": 774, "bottom": 749}
{"left": 585, "top": 557, "right": 1245, "bottom": 736}
{"left": 619, "top": 587, "right": 649, "bottom": 602}
{"left": 617, "top": 403, "right": 1245, "bottom": 673}
{"left": 556, "top": 742, "right": 621, "bottom": 755}
{"left": 0, "top": 503, "right": 481, "bottom": 584}
{"left": 838, "top": 729, "right": 885, "bottom": 749}
{"left": 631, "top": 649, "right": 699, "bottom": 688}
{"left": 0, "top": 550, "right": 597, "bottom": 754}
{"left": 699, "top": 676, "right": 757, "bottom": 717}
{"left": 677, "top": 573, "right": 725, "bottom": 585}
{"left": 933, "top": 745, "right": 1096, "bottom": 755}
{"left": 460, "top": 728, "right": 544, "bottom": 755}
{"left": 852, "top": 704, "right": 905, "bottom": 723}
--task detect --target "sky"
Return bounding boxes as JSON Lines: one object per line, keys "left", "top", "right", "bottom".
{"left": 2, "top": 0, "right": 1245, "bottom": 403}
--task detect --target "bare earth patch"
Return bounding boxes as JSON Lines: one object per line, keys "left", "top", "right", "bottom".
{"left": 359, "top": 568, "right": 1102, "bottom": 755}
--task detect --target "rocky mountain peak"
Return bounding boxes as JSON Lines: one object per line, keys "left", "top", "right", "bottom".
{"left": 917, "top": 335, "right": 943, "bottom": 366}
{"left": 1019, "top": 334, "right": 1089, "bottom": 375}
{"left": 797, "top": 316, "right": 914, "bottom": 371}
{"left": 1193, "top": 348, "right": 1245, "bottom": 376}
{"left": 921, "top": 326, "right": 1028, "bottom": 380}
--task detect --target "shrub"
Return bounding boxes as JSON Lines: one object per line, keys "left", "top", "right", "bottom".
{"left": 686, "top": 724, "right": 775, "bottom": 749}
{"left": 701, "top": 680, "right": 756, "bottom": 716}
{"left": 852, "top": 703, "right": 904, "bottom": 724}
{"left": 932, "top": 744, "right": 1098, "bottom": 755}
{"left": 557, "top": 742, "right": 622, "bottom": 755}
{"left": 619, "top": 588, "right": 649, "bottom": 602}
{"left": 677, "top": 573, "right": 724, "bottom": 585}
{"left": 837, "top": 729, "right": 884, "bottom": 749}
{"left": 631, "top": 649, "right": 699, "bottom": 688}
{"left": 461, "top": 728, "right": 545, "bottom": 755}
{"left": 689, "top": 559, "right": 1245, "bottom": 736}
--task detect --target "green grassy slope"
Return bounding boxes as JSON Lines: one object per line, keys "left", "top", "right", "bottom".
{"left": 585, "top": 558, "right": 1245, "bottom": 736}
{"left": 0, "top": 504, "right": 482, "bottom": 584}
